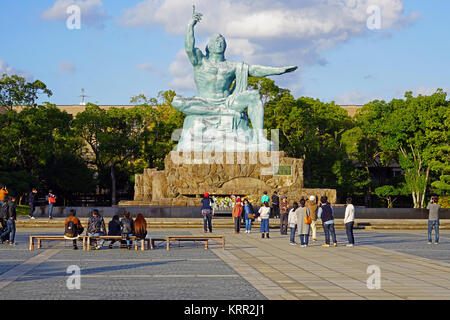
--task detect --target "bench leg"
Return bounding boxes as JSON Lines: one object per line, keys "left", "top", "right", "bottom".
{"left": 223, "top": 238, "right": 225, "bottom": 250}
{"left": 205, "top": 240, "right": 209, "bottom": 250}
{"left": 166, "top": 239, "right": 170, "bottom": 251}
{"left": 37, "top": 239, "right": 42, "bottom": 249}
{"left": 141, "top": 240, "right": 145, "bottom": 251}
{"left": 87, "top": 237, "right": 91, "bottom": 251}
{"left": 150, "top": 239, "right": 154, "bottom": 250}
{"left": 29, "top": 237, "right": 34, "bottom": 251}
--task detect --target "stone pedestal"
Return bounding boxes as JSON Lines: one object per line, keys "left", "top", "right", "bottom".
{"left": 120, "top": 151, "right": 336, "bottom": 206}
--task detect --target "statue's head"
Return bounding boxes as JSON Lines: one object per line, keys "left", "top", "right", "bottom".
{"left": 206, "top": 34, "right": 227, "bottom": 55}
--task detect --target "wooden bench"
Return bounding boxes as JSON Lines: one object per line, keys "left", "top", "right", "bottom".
{"left": 29, "top": 235, "right": 88, "bottom": 251}
{"left": 166, "top": 235, "right": 225, "bottom": 251}
{"left": 150, "top": 238, "right": 166, "bottom": 250}
{"left": 86, "top": 235, "right": 150, "bottom": 251}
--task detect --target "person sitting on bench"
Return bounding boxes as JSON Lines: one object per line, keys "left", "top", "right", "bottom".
{"left": 121, "top": 211, "right": 134, "bottom": 250}
{"left": 133, "top": 213, "right": 147, "bottom": 248}
{"left": 64, "top": 209, "right": 84, "bottom": 250}
{"left": 87, "top": 209, "right": 107, "bottom": 250}
{"left": 108, "top": 214, "right": 121, "bottom": 249}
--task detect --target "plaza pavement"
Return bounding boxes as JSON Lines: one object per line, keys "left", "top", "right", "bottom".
{"left": 0, "top": 227, "right": 449, "bottom": 300}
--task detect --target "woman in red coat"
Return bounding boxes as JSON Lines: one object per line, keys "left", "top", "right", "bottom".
{"left": 232, "top": 197, "right": 243, "bottom": 234}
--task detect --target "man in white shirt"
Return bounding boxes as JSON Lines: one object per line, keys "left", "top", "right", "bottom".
{"left": 344, "top": 197, "right": 355, "bottom": 246}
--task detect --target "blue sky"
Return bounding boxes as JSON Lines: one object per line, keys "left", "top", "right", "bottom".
{"left": 0, "top": 0, "right": 448, "bottom": 105}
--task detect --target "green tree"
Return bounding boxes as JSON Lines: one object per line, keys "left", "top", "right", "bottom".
{"left": 267, "top": 95, "right": 353, "bottom": 189}
{"left": 0, "top": 104, "right": 80, "bottom": 174}
{"left": 0, "top": 74, "right": 52, "bottom": 111}
{"left": 131, "top": 90, "right": 185, "bottom": 170}
{"left": 341, "top": 100, "right": 388, "bottom": 206}
{"left": 74, "top": 104, "right": 148, "bottom": 205}
{"left": 0, "top": 170, "right": 37, "bottom": 204}
{"left": 374, "top": 184, "right": 408, "bottom": 208}
{"left": 371, "top": 90, "right": 449, "bottom": 208}
{"left": 43, "top": 153, "right": 96, "bottom": 205}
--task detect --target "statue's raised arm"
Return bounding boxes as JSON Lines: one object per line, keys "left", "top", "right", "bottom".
{"left": 185, "top": 6, "right": 204, "bottom": 66}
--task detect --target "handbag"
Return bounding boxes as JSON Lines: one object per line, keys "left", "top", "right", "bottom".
{"left": 304, "top": 210, "right": 312, "bottom": 224}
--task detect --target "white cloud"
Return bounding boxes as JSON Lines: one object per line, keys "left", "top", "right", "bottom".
{"left": 42, "top": 0, "right": 107, "bottom": 27}
{"left": 334, "top": 89, "right": 377, "bottom": 105}
{"left": 336, "top": 86, "right": 449, "bottom": 105}
{"left": 136, "top": 63, "right": 154, "bottom": 71}
{"left": 168, "top": 50, "right": 196, "bottom": 91}
{"left": 408, "top": 86, "right": 449, "bottom": 97}
{"left": 119, "top": 0, "right": 417, "bottom": 93}
{"left": 0, "top": 60, "right": 32, "bottom": 80}
{"left": 58, "top": 61, "right": 76, "bottom": 75}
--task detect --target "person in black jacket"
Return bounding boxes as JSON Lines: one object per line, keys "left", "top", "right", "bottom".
{"left": 28, "top": 188, "right": 37, "bottom": 219}
{"left": 1, "top": 196, "right": 17, "bottom": 245}
{"left": 108, "top": 215, "right": 121, "bottom": 249}
{"left": 0, "top": 199, "right": 9, "bottom": 238}
{"left": 271, "top": 191, "right": 280, "bottom": 218}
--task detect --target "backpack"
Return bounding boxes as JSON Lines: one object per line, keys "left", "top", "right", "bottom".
{"left": 65, "top": 220, "right": 77, "bottom": 237}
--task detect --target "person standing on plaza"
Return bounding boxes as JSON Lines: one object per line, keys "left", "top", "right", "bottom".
{"left": 64, "top": 209, "right": 84, "bottom": 250}
{"left": 271, "top": 191, "right": 280, "bottom": 219}
{"left": 258, "top": 201, "right": 271, "bottom": 238}
{"left": 0, "top": 185, "right": 8, "bottom": 205}
{"left": 120, "top": 211, "right": 135, "bottom": 249}
{"left": 46, "top": 190, "right": 56, "bottom": 220}
{"left": 0, "top": 196, "right": 17, "bottom": 245}
{"left": 201, "top": 192, "right": 214, "bottom": 233}
{"left": 243, "top": 198, "right": 255, "bottom": 233}
{"left": 279, "top": 195, "right": 289, "bottom": 235}
{"left": 232, "top": 197, "right": 243, "bottom": 234}
{"left": 344, "top": 197, "right": 355, "bottom": 247}
{"left": 108, "top": 214, "right": 121, "bottom": 248}
{"left": 295, "top": 199, "right": 311, "bottom": 247}
{"left": 88, "top": 209, "right": 107, "bottom": 250}
{"left": 318, "top": 196, "right": 337, "bottom": 247}
{"left": 288, "top": 201, "right": 299, "bottom": 245}
{"left": 28, "top": 188, "right": 38, "bottom": 220}
{"left": 261, "top": 191, "right": 270, "bottom": 205}
{"left": 427, "top": 196, "right": 441, "bottom": 245}
{"left": 306, "top": 195, "right": 318, "bottom": 242}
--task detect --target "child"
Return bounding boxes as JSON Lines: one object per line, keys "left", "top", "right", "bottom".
{"left": 258, "top": 201, "right": 271, "bottom": 238}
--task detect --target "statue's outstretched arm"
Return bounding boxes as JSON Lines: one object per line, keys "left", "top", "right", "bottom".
{"left": 249, "top": 65, "right": 298, "bottom": 77}
{"left": 185, "top": 6, "right": 204, "bottom": 66}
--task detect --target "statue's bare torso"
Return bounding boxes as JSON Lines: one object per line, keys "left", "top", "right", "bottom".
{"left": 194, "top": 60, "right": 237, "bottom": 99}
